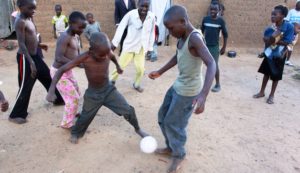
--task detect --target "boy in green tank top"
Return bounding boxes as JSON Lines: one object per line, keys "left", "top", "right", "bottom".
{"left": 149, "top": 5, "right": 216, "bottom": 173}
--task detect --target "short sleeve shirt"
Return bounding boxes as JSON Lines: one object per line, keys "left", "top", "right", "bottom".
{"left": 201, "top": 16, "right": 228, "bottom": 46}
{"left": 285, "top": 9, "right": 300, "bottom": 24}
{"left": 52, "top": 15, "right": 68, "bottom": 32}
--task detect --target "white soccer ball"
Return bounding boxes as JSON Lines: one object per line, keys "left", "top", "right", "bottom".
{"left": 140, "top": 136, "right": 158, "bottom": 154}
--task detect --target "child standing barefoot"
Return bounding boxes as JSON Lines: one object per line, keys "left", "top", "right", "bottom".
{"left": 50, "top": 11, "right": 87, "bottom": 128}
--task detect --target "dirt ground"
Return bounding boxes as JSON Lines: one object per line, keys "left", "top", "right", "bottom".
{"left": 0, "top": 46, "right": 300, "bottom": 173}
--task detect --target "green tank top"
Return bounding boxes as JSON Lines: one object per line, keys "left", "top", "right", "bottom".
{"left": 173, "top": 30, "right": 204, "bottom": 97}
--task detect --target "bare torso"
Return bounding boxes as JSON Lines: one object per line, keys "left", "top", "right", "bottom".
{"left": 17, "top": 17, "right": 38, "bottom": 55}
{"left": 83, "top": 54, "right": 110, "bottom": 88}
{"left": 53, "top": 32, "right": 80, "bottom": 68}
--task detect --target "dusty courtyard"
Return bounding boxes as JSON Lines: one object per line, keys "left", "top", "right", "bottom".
{"left": 0, "top": 46, "right": 300, "bottom": 173}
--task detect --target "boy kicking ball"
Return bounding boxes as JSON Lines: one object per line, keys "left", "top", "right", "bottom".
{"left": 47, "top": 32, "right": 148, "bottom": 144}
{"left": 149, "top": 5, "right": 216, "bottom": 173}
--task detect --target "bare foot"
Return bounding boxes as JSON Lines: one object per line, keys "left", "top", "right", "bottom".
{"left": 8, "top": 117, "right": 27, "bottom": 124}
{"left": 61, "top": 126, "right": 72, "bottom": 131}
{"left": 253, "top": 93, "right": 265, "bottom": 98}
{"left": 53, "top": 99, "right": 65, "bottom": 106}
{"left": 69, "top": 135, "right": 79, "bottom": 144}
{"left": 135, "top": 129, "right": 149, "bottom": 138}
{"left": 155, "top": 147, "right": 172, "bottom": 156}
{"left": 167, "top": 157, "right": 185, "bottom": 173}
{"left": 267, "top": 96, "right": 274, "bottom": 104}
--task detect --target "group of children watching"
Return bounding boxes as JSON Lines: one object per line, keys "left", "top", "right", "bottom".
{"left": 52, "top": 4, "right": 101, "bottom": 42}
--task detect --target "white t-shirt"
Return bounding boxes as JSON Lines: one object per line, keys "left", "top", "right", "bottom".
{"left": 52, "top": 15, "right": 68, "bottom": 32}
{"left": 286, "top": 9, "right": 300, "bottom": 24}
{"left": 123, "top": 0, "right": 129, "bottom": 9}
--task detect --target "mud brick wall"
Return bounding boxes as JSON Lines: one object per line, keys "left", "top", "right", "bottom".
{"left": 34, "top": 0, "right": 299, "bottom": 50}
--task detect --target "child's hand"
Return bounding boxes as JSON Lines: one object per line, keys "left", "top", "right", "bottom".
{"left": 148, "top": 71, "right": 161, "bottom": 79}
{"left": 193, "top": 95, "right": 206, "bottom": 114}
{"left": 46, "top": 92, "right": 57, "bottom": 103}
{"left": 117, "top": 66, "right": 123, "bottom": 74}
{"left": 111, "top": 45, "right": 116, "bottom": 51}
{"left": 39, "top": 43, "right": 48, "bottom": 51}
{"left": 220, "top": 47, "right": 226, "bottom": 55}
{"left": 0, "top": 100, "right": 9, "bottom": 112}
{"left": 30, "top": 62, "right": 37, "bottom": 78}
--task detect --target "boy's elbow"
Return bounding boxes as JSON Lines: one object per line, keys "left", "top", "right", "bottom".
{"left": 207, "top": 59, "right": 217, "bottom": 72}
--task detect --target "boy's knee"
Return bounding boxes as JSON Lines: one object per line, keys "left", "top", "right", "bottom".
{"left": 124, "top": 106, "right": 136, "bottom": 117}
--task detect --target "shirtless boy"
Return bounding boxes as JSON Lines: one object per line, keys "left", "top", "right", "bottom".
{"left": 50, "top": 11, "right": 86, "bottom": 128}
{"left": 9, "top": 0, "right": 63, "bottom": 124}
{"left": 47, "top": 32, "right": 148, "bottom": 143}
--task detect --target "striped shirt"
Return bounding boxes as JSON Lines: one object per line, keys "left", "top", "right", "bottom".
{"left": 201, "top": 16, "right": 228, "bottom": 46}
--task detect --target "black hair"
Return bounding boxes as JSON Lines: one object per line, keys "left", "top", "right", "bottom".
{"left": 17, "top": 0, "right": 35, "bottom": 7}
{"left": 55, "top": 4, "right": 62, "bottom": 10}
{"left": 164, "top": 5, "right": 188, "bottom": 21}
{"left": 69, "top": 11, "right": 86, "bottom": 23}
{"left": 138, "top": 0, "right": 151, "bottom": 5}
{"left": 86, "top": 13, "right": 93, "bottom": 18}
{"left": 90, "top": 32, "right": 110, "bottom": 47}
{"left": 274, "top": 5, "right": 288, "bottom": 17}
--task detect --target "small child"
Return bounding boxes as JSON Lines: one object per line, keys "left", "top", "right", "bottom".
{"left": 84, "top": 13, "right": 101, "bottom": 41}
{"left": 146, "top": 16, "right": 159, "bottom": 62}
{"left": 286, "top": 22, "right": 300, "bottom": 66}
{"left": 47, "top": 32, "right": 148, "bottom": 144}
{"left": 201, "top": 2, "right": 228, "bottom": 92}
{"left": 285, "top": 0, "right": 300, "bottom": 66}
{"left": 0, "top": 91, "right": 9, "bottom": 112}
{"left": 52, "top": 4, "right": 68, "bottom": 39}
{"left": 50, "top": 11, "right": 87, "bottom": 129}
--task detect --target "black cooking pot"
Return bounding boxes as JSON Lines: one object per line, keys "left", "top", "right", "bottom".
{"left": 227, "top": 51, "right": 237, "bottom": 58}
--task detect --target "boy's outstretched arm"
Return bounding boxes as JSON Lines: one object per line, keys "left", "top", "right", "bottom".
{"left": 15, "top": 19, "right": 37, "bottom": 78}
{"left": 109, "top": 51, "right": 123, "bottom": 74}
{"left": 189, "top": 33, "right": 216, "bottom": 114}
{"left": 47, "top": 52, "right": 89, "bottom": 102}
{"left": 148, "top": 54, "right": 177, "bottom": 79}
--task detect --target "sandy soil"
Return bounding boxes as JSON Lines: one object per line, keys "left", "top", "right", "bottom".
{"left": 0, "top": 46, "right": 300, "bottom": 173}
